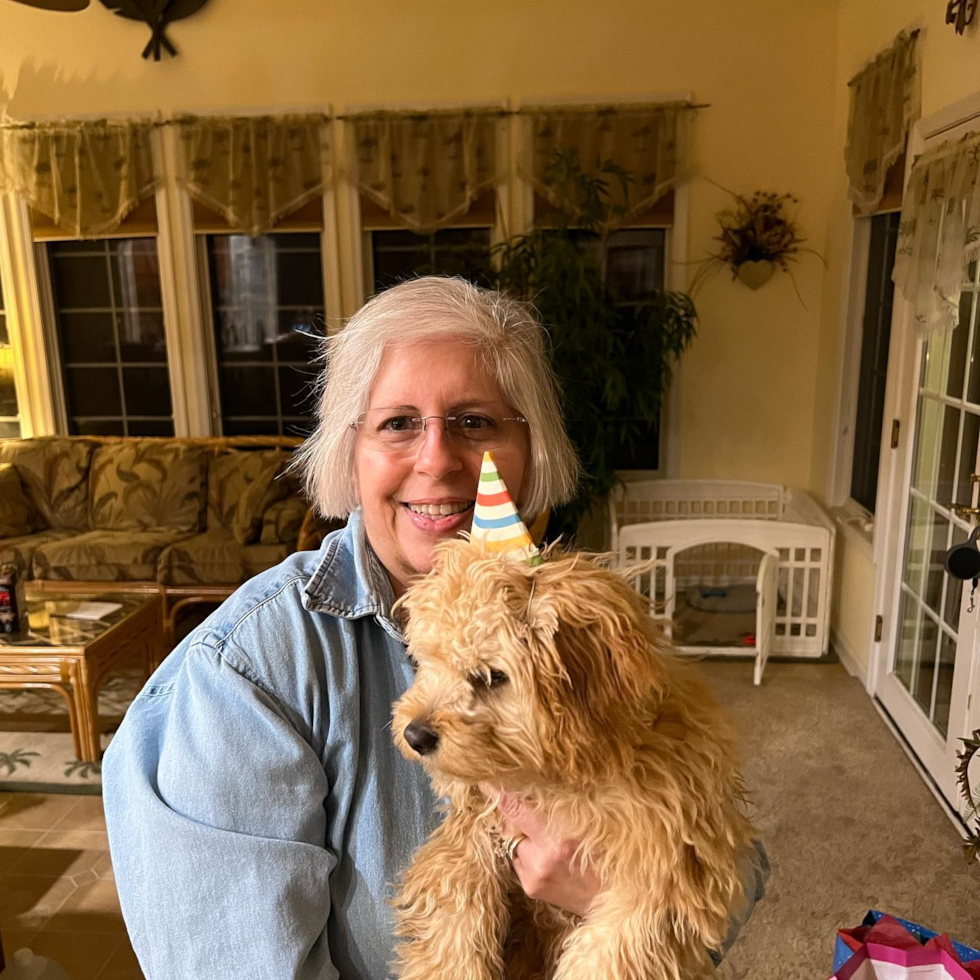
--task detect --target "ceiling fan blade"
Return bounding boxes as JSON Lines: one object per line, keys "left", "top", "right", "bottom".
{"left": 8, "top": 0, "right": 90, "bottom": 10}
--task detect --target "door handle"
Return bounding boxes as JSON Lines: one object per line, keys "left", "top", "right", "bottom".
{"left": 952, "top": 503, "right": 980, "bottom": 518}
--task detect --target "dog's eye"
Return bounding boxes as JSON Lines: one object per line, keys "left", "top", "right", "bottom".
{"left": 470, "top": 669, "right": 508, "bottom": 690}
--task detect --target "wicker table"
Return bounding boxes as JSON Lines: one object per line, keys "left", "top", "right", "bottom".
{"left": 0, "top": 586, "right": 163, "bottom": 763}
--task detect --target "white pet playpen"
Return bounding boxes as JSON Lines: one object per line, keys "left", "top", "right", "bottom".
{"left": 610, "top": 480, "right": 835, "bottom": 684}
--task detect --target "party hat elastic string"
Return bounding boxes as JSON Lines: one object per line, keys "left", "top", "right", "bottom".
{"left": 470, "top": 451, "right": 542, "bottom": 566}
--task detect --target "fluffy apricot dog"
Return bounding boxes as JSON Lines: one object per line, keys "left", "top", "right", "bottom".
{"left": 391, "top": 539, "right": 753, "bottom": 980}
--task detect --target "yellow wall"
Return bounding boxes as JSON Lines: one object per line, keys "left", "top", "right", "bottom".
{"left": 0, "top": 0, "right": 839, "bottom": 492}
{"left": 818, "top": 0, "right": 980, "bottom": 678}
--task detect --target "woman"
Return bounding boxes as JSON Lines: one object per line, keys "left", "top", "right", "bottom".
{"left": 103, "top": 276, "right": 766, "bottom": 979}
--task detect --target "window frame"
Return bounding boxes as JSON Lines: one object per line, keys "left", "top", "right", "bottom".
{"left": 830, "top": 207, "right": 903, "bottom": 548}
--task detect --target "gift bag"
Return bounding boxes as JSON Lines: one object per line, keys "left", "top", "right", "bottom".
{"left": 830, "top": 911, "right": 980, "bottom": 980}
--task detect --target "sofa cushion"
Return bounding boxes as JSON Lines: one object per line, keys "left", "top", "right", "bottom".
{"left": 242, "top": 541, "right": 292, "bottom": 579}
{"left": 32, "top": 529, "right": 193, "bottom": 582}
{"left": 0, "top": 463, "right": 33, "bottom": 537}
{"left": 0, "top": 437, "right": 93, "bottom": 530}
{"left": 206, "top": 451, "right": 289, "bottom": 545}
{"left": 0, "top": 529, "right": 78, "bottom": 576}
{"left": 89, "top": 441, "right": 206, "bottom": 533}
{"left": 259, "top": 496, "right": 307, "bottom": 545}
{"left": 157, "top": 529, "right": 246, "bottom": 586}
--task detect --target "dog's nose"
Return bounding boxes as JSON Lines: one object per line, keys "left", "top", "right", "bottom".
{"left": 403, "top": 720, "right": 440, "bottom": 755}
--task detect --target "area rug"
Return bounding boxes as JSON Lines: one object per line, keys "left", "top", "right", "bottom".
{"left": 0, "top": 668, "right": 143, "bottom": 794}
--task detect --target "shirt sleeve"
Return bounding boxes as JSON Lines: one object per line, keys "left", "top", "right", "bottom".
{"left": 102, "top": 638, "right": 337, "bottom": 980}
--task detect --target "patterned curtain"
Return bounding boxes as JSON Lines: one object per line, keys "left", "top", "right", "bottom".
{"left": 892, "top": 130, "right": 980, "bottom": 337}
{"left": 845, "top": 30, "right": 920, "bottom": 215}
{"left": 0, "top": 119, "right": 159, "bottom": 238}
{"left": 525, "top": 102, "right": 692, "bottom": 227}
{"left": 175, "top": 114, "right": 331, "bottom": 237}
{"left": 347, "top": 109, "right": 503, "bottom": 232}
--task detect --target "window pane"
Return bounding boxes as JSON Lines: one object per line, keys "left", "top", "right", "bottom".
{"left": 218, "top": 365, "right": 276, "bottom": 418}
{"left": 64, "top": 366, "right": 122, "bottom": 417}
{"left": 73, "top": 418, "right": 125, "bottom": 436}
{"left": 118, "top": 311, "right": 167, "bottom": 363}
{"left": 50, "top": 249, "right": 112, "bottom": 307}
{"left": 49, "top": 238, "right": 171, "bottom": 434}
{"left": 278, "top": 364, "right": 316, "bottom": 419}
{"left": 276, "top": 250, "right": 324, "bottom": 307}
{"left": 58, "top": 312, "right": 116, "bottom": 364}
{"left": 0, "top": 313, "right": 8, "bottom": 346}
{"left": 207, "top": 233, "right": 326, "bottom": 436}
{"left": 0, "top": 421, "right": 19, "bottom": 438}
{"left": 123, "top": 367, "right": 172, "bottom": 417}
{"left": 127, "top": 419, "right": 175, "bottom": 437}
{"left": 605, "top": 229, "right": 666, "bottom": 301}
{"left": 0, "top": 372, "right": 17, "bottom": 417}
{"left": 222, "top": 418, "right": 280, "bottom": 436}
{"left": 369, "top": 228, "right": 491, "bottom": 294}
{"left": 110, "top": 239, "right": 163, "bottom": 309}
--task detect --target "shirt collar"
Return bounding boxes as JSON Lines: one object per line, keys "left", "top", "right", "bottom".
{"left": 303, "top": 508, "right": 405, "bottom": 642}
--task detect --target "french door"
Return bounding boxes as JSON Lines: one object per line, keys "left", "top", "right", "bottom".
{"left": 876, "top": 111, "right": 980, "bottom": 819}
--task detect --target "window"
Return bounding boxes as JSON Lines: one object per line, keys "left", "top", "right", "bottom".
{"left": 0, "top": 271, "right": 20, "bottom": 438}
{"left": 553, "top": 227, "right": 668, "bottom": 471}
{"left": 851, "top": 211, "right": 900, "bottom": 513}
{"left": 47, "top": 238, "right": 173, "bottom": 436}
{"left": 206, "top": 233, "right": 324, "bottom": 437}
{"left": 365, "top": 227, "right": 493, "bottom": 295}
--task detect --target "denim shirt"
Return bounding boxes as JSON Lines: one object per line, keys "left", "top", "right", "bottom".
{"left": 103, "top": 510, "right": 768, "bottom": 980}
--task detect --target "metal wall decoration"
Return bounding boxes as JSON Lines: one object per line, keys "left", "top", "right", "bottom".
{"left": 98, "top": 0, "right": 212, "bottom": 60}
{"left": 947, "top": 0, "right": 978, "bottom": 34}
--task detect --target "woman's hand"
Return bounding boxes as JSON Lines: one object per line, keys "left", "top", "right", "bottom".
{"left": 484, "top": 786, "right": 602, "bottom": 917}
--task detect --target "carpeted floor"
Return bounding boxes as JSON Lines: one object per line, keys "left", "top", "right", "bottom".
{"left": 702, "top": 660, "right": 980, "bottom": 979}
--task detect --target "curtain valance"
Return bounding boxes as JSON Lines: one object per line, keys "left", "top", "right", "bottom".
{"left": 0, "top": 118, "right": 159, "bottom": 238}
{"left": 347, "top": 109, "right": 503, "bottom": 233}
{"left": 525, "top": 101, "right": 692, "bottom": 227}
{"left": 845, "top": 30, "right": 920, "bottom": 214}
{"left": 174, "top": 114, "right": 331, "bottom": 237}
{"left": 892, "top": 130, "right": 980, "bottom": 337}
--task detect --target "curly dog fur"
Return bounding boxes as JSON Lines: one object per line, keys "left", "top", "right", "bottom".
{"left": 391, "top": 539, "right": 753, "bottom": 980}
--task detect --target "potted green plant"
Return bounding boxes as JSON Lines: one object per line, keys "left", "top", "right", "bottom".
{"left": 492, "top": 150, "right": 698, "bottom": 539}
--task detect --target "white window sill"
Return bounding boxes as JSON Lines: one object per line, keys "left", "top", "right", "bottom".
{"left": 830, "top": 500, "right": 875, "bottom": 557}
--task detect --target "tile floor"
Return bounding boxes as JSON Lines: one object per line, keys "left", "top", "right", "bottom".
{"left": 0, "top": 792, "right": 142, "bottom": 979}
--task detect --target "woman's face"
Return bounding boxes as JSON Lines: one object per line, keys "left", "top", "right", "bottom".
{"left": 353, "top": 339, "right": 530, "bottom": 595}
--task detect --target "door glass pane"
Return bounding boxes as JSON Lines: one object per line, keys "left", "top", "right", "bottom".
{"left": 894, "top": 590, "right": 918, "bottom": 689}
{"left": 933, "top": 632, "right": 957, "bottom": 737}
{"left": 936, "top": 406, "right": 961, "bottom": 508}
{"left": 944, "top": 524, "right": 968, "bottom": 630}
{"left": 903, "top": 496, "right": 930, "bottom": 595}
{"left": 955, "top": 411, "right": 980, "bottom": 508}
{"left": 913, "top": 614, "right": 939, "bottom": 714}
{"left": 921, "top": 329, "right": 951, "bottom": 394}
{"left": 924, "top": 511, "right": 950, "bottom": 613}
{"left": 911, "top": 397, "right": 942, "bottom": 497}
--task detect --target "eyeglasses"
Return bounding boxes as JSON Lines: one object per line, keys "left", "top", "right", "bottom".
{"left": 350, "top": 410, "right": 528, "bottom": 454}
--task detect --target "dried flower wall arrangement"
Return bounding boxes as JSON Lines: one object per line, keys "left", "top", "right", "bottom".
{"left": 692, "top": 186, "right": 824, "bottom": 304}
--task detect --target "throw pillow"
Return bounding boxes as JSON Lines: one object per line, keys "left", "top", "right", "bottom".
{"left": 0, "top": 463, "right": 33, "bottom": 537}
{"left": 206, "top": 451, "right": 287, "bottom": 545}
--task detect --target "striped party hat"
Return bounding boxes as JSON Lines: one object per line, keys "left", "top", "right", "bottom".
{"left": 471, "top": 451, "right": 542, "bottom": 566}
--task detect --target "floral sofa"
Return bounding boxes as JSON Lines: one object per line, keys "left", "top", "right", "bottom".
{"left": 0, "top": 435, "right": 336, "bottom": 643}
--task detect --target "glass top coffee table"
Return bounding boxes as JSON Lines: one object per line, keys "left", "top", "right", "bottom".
{"left": 0, "top": 587, "right": 163, "bottom": 763}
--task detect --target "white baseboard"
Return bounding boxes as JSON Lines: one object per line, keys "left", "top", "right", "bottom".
{"left": 831, "top": 628, "right": 869, "bottom": 688}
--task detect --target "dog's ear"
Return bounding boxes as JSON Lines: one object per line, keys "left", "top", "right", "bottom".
{"left": 520, "top": 558, "right": 670, "bottom": 778}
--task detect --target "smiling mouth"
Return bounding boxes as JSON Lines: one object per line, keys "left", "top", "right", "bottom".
{"left": 404, "top": 501, "right": 475, "bottom": 517}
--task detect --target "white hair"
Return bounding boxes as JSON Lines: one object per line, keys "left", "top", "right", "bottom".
{"left": 293, "top": 276, "right": 580, "bottom": 520}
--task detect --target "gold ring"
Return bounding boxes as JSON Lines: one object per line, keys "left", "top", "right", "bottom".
{"left": 502, "top": 834, "right": 526, "bottom": 862}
